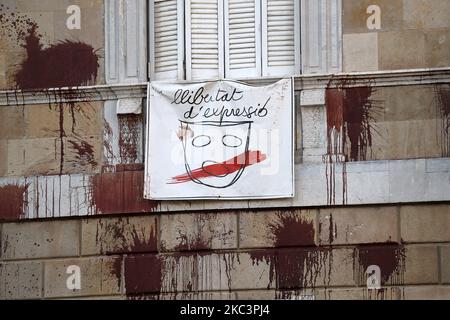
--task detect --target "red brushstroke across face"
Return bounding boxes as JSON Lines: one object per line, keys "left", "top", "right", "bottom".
{"left": 14, "top": 24, "right": 99, "bottom": 89}
{"left": 169, "top": 150, "right": 267, "bottom": 184}
{"left": 0, "top": 184, "right": 28, "bottom": 221}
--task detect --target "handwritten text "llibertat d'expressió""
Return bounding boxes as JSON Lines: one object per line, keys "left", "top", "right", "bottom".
{"left": 171, "top": 87, "right": 271, "bottom": 123}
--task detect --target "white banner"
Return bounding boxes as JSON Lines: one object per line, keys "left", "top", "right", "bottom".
{"left": 144, "top": 79, "right": 294, "bottom": 200}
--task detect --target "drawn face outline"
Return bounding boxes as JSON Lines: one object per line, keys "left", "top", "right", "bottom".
{"left": 179, "top": 120, "right": 253, "bottom": 189}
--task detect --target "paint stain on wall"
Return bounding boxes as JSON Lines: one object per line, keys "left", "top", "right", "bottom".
{"left": 90, "top": 170, "right": 160, "bottom": 215}
{"left": 14, "top": 24, "right": 99, "bottom": 90}
{"left": 68, "top": 139, "right": 98, "bottom": 168}
{"left": 249, "top": 211, "right": 333, "bottom": 295}
{"left": 435, "top": 85, "right": 450, "bottom": 157}
{"left": 95, "top": 217, "right": 158, "bottom": 255}
{"left": 324, "top": 80, "right": 384, "bottom": 205}
{"left": 124, "top": 254, "right": 163, "bottom": 295}
{"left": 0, "top": 184, "right": 28, "bottom": 220}
{"left": 353, "top": 244, "right": 406, "bottom": 286}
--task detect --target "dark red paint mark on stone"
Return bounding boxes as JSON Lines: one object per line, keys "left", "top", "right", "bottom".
{"left": 269, "top": 211, "right": 316, "bottom": 248}
{"left": 324, "top": 81, "right": 384, "bottom": 205}
{"left": 90, "top": 170, "right": 160, "bottom": 215}
{"left": 250, "top": 211, "right": 333, "bottom": 291}
{"left": 124, "top": 255, "right": 163, "bottom": 295}
{"left": 353, "top": 244, "right": 406, "bottom": 286}
{"left": 14, "top": 24, "right": 99, "bottom": 90}
{"left": 0, "top": 184, "right": 28, "bottom": 221}
{"left": 96, "top": 217, "right": 158, "bottom": 255}
{"left": 68, "top": 139, "right": 98, "bottom": 168}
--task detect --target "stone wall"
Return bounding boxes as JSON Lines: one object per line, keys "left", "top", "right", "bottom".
{"left": 343, "top": 0, "right": 450, "bottom": 71}
{"left": 1, "top": 204, "right": 449, "bottom": 299}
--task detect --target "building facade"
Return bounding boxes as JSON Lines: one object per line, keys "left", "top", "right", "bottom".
{"left": 0, "top": 0, "right": 449, "bottom": 299}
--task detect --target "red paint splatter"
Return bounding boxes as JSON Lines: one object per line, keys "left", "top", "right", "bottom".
{"left": 435, "top": 85, "right": 450, "bottom": 157}
{"left": 14, "top": 24, "right": 99, "bottom": 90}
{"left": 249, "top": 211, "right": 333, "bottom": 292}
{"left": 324, "top": 80, "right": 384, "bottom": 205}
{"left": 90, "top": 170, "right": 160, "bottom": 215}
{"left": 169, "top": 151, "right": 267, "bottom": 184}
{"left": 68, "top": 139, "right": 98, "bottom": 168}
{"left": 0, "top": 184, "right": 28, "bottom": 221}
{"left": 353, "top": 244, "right": 406, "bottom": 286}
{"left": 95, "top": 217, "right": 158, "bottom": 255}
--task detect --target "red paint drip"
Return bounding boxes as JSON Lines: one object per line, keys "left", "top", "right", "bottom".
{"left": 169, "top": 151, "right": 267, "bottom": 184}
{"left": 324, "top": 80, "right": 384, "bottom": 205}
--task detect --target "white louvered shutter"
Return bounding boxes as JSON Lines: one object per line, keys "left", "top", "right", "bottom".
{"left": 149, "top": 0, "right": 184, "bottom": 80}
{"left": 186, "top": 0, "right": 224, "bottom": 80}
{"left": 224, "top": 0, "right": 261, "bottom": 78}
{"left": 262, "top": 0, "right": 301, "bottom": 77}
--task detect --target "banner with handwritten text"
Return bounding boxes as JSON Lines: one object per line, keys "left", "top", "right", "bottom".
{"left": 144, "top": 79, "right": 294, "bottom": 200}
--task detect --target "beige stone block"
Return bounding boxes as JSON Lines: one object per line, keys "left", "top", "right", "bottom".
{"left": 25, "top": 102, "right": 103, "bottom": 139}
{"left": 403, "top": 0, "right": 450, "bottom": 29}
{"left": 352, "top": 245, "right": 438, "bottom": 286}
{"left": 81, "top": 215, "right": 159, "bottom": 255}
{"left": 1, "top": 220, "right": 80, "bottom": 260}
{"left": 319, "top": 206, "right": 398, "bottom": 245}
{"left": 343, "top": 33, "right": 379, "bottom": 72}
{"left": 7, "top": 138, "right": 59, "bottom": 177}
{"left": 440, "top": 246, "right": 450, "bottom": 284}
{"left": 0, "top": 261, "right": 43, "bottom": 300}
{"left": 160, "top": 212, "right": 237, "bottom": 251}
{"left": 425, "top": 29, "right": 450, "bottom": 68}
{"left": 62, "top": 135, "right": 102, "bottom": 174}
{"left": 379, "top": 30, "right": 426, "bottom": 70}
{"left": 124, "top": 252, "right": 240, "bottom": 294}
{"left": 375, "top": 119, "right": 441, "bottom": 160}
{"left": 0, "top": 106, "right": 25, "bottom": 140}
{"left": 343, "top": 0, "right": 404, "bottom": 33}
{"left": 378, "top": 85, "right": 436, "bottom": 122}
{"left": 404, "top": 246, "right": 439, "bottom": 285}
{"left": 400, "top": 205, "right": 450, "bottom": 243}
{"left": 44, "top": 257, "right": 122, "bottom": 298}
{"left": 239, "top": 209, "right": 317, "bottom": 249}
{"left": 240, "top": 248, "right": 356, "bottom": 290}
{"left": 403, "top": 286, "right": 450, "bottom": 300}
{"left": 0, "top": 140, "right": 7, "bottom": 177}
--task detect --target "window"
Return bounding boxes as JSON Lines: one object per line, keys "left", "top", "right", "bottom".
{"left": 149, "top": 0, "right": 301, "bottom": 81}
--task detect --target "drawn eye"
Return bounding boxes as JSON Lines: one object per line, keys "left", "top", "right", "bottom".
{"left": 192, "top": 135, "right": 211, "bottom": 148}
{"left": 222, "top": 135, "right": 242, "bottom": 148}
